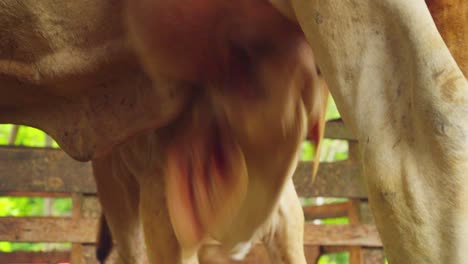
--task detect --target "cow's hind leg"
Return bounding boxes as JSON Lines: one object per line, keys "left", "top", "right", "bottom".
{"left": 262, "top": 179, "right": 307, "bottom": 264}
{"left": 93, "top": 155, "right": 148, "bottom": 264}
{"left": 139, "top": 170, "right": 199, "bottom": 264}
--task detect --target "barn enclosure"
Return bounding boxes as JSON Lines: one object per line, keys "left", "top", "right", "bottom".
{"left": 0, "top": 119, "right": 385, "bottom": 264}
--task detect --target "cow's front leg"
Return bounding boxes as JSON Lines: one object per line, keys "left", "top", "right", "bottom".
{"left": 277, "top": 0, "right": 468, "bottom": 263}
{"left": 93, "top": 155, "right": 148, "bottom": 264}
{"left": 139, "top": 171, "right": 199, "bottom": 264}
{"left": 262, "top": 179, "right": 307, "bottom": 264}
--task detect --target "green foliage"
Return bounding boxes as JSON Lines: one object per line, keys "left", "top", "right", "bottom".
{"left": 319, "top": 252, "right": 350, "bottom": 264}
{"left": 53, "top": 198, "right": 72, "bottom": 216}
{"left": 0, "top": 197, "right": 45, "bottom": 217}
{"left": 0, "top": 242, "right": 71, "bottom": 252}
{"left": 0, "top": 125, "right": 59, "bottom": 148}
{"left": 0, "top": 125, "right": 12, "bottom": 145}
{"left": 326, "top": 96, "right": 341, "bottom": 121}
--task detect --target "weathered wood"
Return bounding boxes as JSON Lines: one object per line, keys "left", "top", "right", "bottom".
{"left": 324, "top": 119, "right": 356, "bottom": 141}
{"left": 303, "top": 202, "right": 349, "bottom": 220}
{"left": 0, "top": 191, "right": 70, "bottom": 197}
{"left": 303, "top": 224, "right": 382, "bottom": 247}
{"left": 0, "top": 247, "right": 319, "bottom": 264}
{"left": 0, "top": 147, "right": 368, "bottom": 198}
{"left": 294, "top": 160, "right": 367, "bottom": 198}
{"left": 321, "top": 245, "right": 350, "bottom": 254}
{"left": 0, "top": 146, "right": 94, "bottom": 194}
{"left": 71, "top": 243, "right": 86, "bottom": 264}
{"left": 348, "top": 199, "right": 363, "bottom": 264}
{"left": 0, "top": 251, "right": 69, "bottom": 263}
{"left": 67, "top": 244, "right": 320, "bottom": 264}
{"left": 71, "top": 243, "right": 119, "bottom": 264}
{"left": 199, "top": 245, "right": 320, "bottom": 263}
{"left": 355, "top": 200, "right": 386, "bottom": 264}
{"left": 305, "top": 246, "right": 321, "bottom": 264}
{"left": 0, "top": 245, "right": 321, "bottom": 264}
{"left": 0, "top": 217, "right": 97, "bottom": 243}
{"left": 80, "top": 195, "right": 102, "bottom": 219}
{"left": 73, "top": 193, "right": 83, "bottom": 219}
{"left": 363, "top": 247, "right": 386, "bottom": 264}
{"left": 0, "top": 217, "right": 381, "bottom": 247}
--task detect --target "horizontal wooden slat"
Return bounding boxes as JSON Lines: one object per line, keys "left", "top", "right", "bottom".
{"left": 0, "top": 251, "right": 69, "bottom": 263}
{"left": 0, "top": 147, "right": 368, "bottom": 198}
{"left": 324, "top": 119, "right": 356, "bottom": 141}
{"left": 303, "top": 202, "right": 349, "bottom": 220}
{"left": 321, "top": 245, "right": 351, "bottom": 254}
{"left": 0, "top": 217, "right": 97, "bottom": 243}
{"left": 199, "top": 244, "right": 321, "bottom": 264}
{"left": 0, "top": 245, "right": 371, "bottom": 264}
{"left": 0, "top": 217, "right": 381, "bottom": 247}
{"left": 0, "top": 146, "right": 94, "bottom": 194}
{"left": 0, "top": 120, "right": 359, "bottom": 196}
{"left": 294, "top": 160, "right": 367, "bottom": 198}
{"left": 0, "top": 191, "right": 71, "bottom": 197}
{"left": 70, "top": 244, "right": 320, "bottom": 264}
{"left": 304, "top": 224, "right": 382, "bottom": 247}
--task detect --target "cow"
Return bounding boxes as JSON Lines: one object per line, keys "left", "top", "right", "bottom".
{"left": 283, "top": 0, "right": 467, "bottom": 263}
{"left": 1, "top": 0, "right": 327, "bottom": 263}
{"left": 0, "top": 0, "right": 466, "bottom": 263}
{"left": 93, "top": 2, "right": 328, "bottom": 261}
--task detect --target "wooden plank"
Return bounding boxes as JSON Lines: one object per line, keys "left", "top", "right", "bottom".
{"left": 348, "top": 199, "right": 363, "bottom": 264}
{"left": 303, "top": 202, "right": 349, "bottom": 220}
{"left": 0, "top": 251, "right": 69, "bottom": 263}
{"left": 305, "top": 119, "right": 355, "bottom": 141}
{"left": 71, "top": 243, "right": 85, "bottom": 264}
{"left": 321, "top": 246, "right": 350, "bottom": 254}
{"left": 363, "top": 247, "right": 386, "bottom": 264}
{"left": 0, "top": 246, "right": 322, "bottom": 264}
{"left": 324, "top": 119, "right": 356, "bottom": 141}
{"left": 0, "top": 147, "right": 368, "bottom": 198}
{"left": 199, "top": 245, "right": 321, "bottom": 264}
{"left": 303, "top": 224, "right": 382, "bottom": 247}
{"left": 0, "top": 191, "right": 70, "bottom": 197}
{"left": 80, "top": 195, "right": 102, "bottom": 219}
{"left": 305, "top": 246, "right": 321, "bottom": 264}
{"left": 0, "top": 146, "right": 94, "bottom": 194}
{"left": 0, "top": 217, "right": 381, "bottom": 247}
{"left": 355, "top": 201, "right": 386, "bottom": 264}
{"left": 294, "top": 160, "right": 367, "bottom": 198}
{"left": 69, "top": 244, "right": 320, "bottom": 264}
{"left": 71, "top": 243, "right": 117, "bottom": 264}
{"left": 0, "top": 217, "right": 97, "bottom": 243}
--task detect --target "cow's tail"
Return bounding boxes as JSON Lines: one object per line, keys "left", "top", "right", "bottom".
{"left": 96, "top": 213, "right": 113, "bottom": 264}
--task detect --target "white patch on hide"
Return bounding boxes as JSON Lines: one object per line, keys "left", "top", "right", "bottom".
{"left": 229, "top": 241, "right": 253, "bottom": 261}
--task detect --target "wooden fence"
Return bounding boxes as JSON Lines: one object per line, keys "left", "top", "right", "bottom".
{"left": 0, "top": 119, "right": 385, "bottom": 263}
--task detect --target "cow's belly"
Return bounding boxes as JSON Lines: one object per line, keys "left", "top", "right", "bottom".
{"left": 0, "top": 0, "right": 133, "bottom": 97}
{"left": 0, "top": 1, "right": 193, "bottom": 160}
